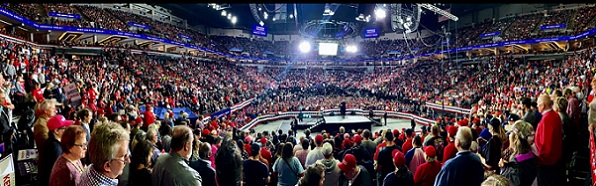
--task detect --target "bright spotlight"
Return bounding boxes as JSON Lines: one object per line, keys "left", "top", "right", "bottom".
{"left": 299, "top": 41, "right": 311, "bottom": 53}
{"left": 221, "top": 10, "right": 227, "bottom": 16}
{"left": 231, "top": 16, "right": 237, "bottom": 24}
{"left": 227, "top": 14, "right": 232, "bottom": 20}
{"left": 264, "top": 12, "right": 268, "bottom": 19}
{"left": 375, "top": 8, "right": 386, "bottom": 20}
{"left": 272, "top": 17, "right": 276, "bottom": 21}
{"left": 259, "top": 21, "right": 265, "bottom": 26}
{"left": 346, "top": 45, "right": 358, "bottom": 53}
{"left": 289, "top": 14, "right": 294, "bottom": 19}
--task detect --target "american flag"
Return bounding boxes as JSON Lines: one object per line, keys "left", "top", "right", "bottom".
{"left": 438, "top": 8, "right": 451, "bottom": 22}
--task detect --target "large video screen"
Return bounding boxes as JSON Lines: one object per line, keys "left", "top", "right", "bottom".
{"left": 318, "top": 42, "right": 338, "bottom": 56}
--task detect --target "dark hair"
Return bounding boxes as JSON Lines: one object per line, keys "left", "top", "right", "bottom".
{"left": 279, "top": 133, "right": 288, "bottom": 143}
{"left": 215, "top": 140, "right": 243, "bottom": 186}
{"left": 77, "top": 108, "right": 92, "bottom": 121}
{"left": 413, "top": 135, "right": 422, "bottom": 147}
{"left": 61, "top": 125, "right": 87, "bottom": 154}
{"left": 362, "top": 129, "right": 371, "bottom": 139}
{"left": 130, "top": 139, "right": 153, "bottom": 169}
{"left": 304, "top": 129, "right": 311, "bottom": 137}
{"left": 282, "top": 142, "right": 294, "bottom": 159}
{"left": 108, "top": 113, "right": 121, "bottom": 122}
{"left": 298, "top": 163, "right": 325, "bottom": 186}
{"left": 334, "top": 136, "right": 343, "bottom": 150}
{"left": 287, "top": 136, "right": 296, "bottom": 146}
{"left": 384, "top": 129, "right": 394, "bottom": 141}
{"left": 301, "top": 139, "right": 310, "bottom": 150}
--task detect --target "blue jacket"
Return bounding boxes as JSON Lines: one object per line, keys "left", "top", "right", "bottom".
{"left": 434, "top": 151, "right": 484, "bottom": 186}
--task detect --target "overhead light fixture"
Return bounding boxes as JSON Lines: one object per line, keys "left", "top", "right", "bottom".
{"left": 289, "top": 14, "right": 294, "bottom": 19}
{"left": 263, "top": 12, "right": 268, "bottom": 19}
{"left": 221, "top": 10, "right": 227, "bottom": 16}
{"left": 346, "top": 45, "right": 358, "bottom": 53}
{"left": 231, "top": 16, "right": 237, "bottom": 24}
{"left": 272, "top": 17, "right": 276, "bottom": 21}
{"left": 258, "top": 7, "right": 262, "bottom": 11}
{"left": 323, "top": 3, "right": 335, "bottom": 16}
{"left": 374, "top": 4, "right": 386, "bottom": 20}
{"left": 259, "top": 21, "right": 265, "bottom": 26}
{"left": 299, "top": 41, "right": 311, "bottom": 53}
{"left": 227, "top": 14, "right": 232, "bottom": 20}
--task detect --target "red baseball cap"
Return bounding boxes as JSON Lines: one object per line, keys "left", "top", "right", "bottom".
{"left": 353, "top": 135, "right": 362, "bottom": 144}
{"left": 338, "top": 154, "right": 357, "bottom": 172}
{"left": 424, "top": 146, "right": 437, "bottom": 158}
{"left": 47, "top": 115, "right": 74, "bottom": 131}
{"left": 392, "top": 150, "right": 405, "bottom": 167}
{"left": 202, "top": 129, "right": 211, "bottom": 136}
{"left": 392, "top": 129, "right": 399, "bottom": 137}
{"left": 260, "top": 137, "right": 268, "bottom": 145}
{"left": 315, "top": 134, "right": 324, "bottom": 144}
{"left": 447, "top": 125, "right": 458, "bottom": 137}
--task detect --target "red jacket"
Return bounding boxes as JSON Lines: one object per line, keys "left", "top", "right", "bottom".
{"left": 535, "top": 109, "right": 562, "bottom": 165}
{"left": 144, "top": 110, "right": 156, "bottom": 127}
{"left": 414, "top": 161, "right": 442, "bottom": 186}
{"left": 442, "top": 142, "right": 457, "bottom": 164}
{"left": 402, "top": 138, "right": 413, "bottom": 154}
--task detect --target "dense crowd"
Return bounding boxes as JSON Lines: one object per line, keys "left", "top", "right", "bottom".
{"left": 2, "top": 4, "right": 596, "bottom": 59}
{"left": 0, "top": 3, "right": 595, "bottom": 186}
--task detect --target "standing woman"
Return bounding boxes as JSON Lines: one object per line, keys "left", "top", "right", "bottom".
{"left": 273, "top": 142, "right": 304, "bottom": 186}
{"left": 39, "top": 115, "right": 74, "bottom": 186}
{"left": 49, "top": 125, "right": 87, "bottom": 186}
{"left": 500, "top": 121, "right": 537, "bottom": 186}
{"left": 129, "top": 140, "right": 153, "bottom": 186}
{"left": 480, "top": 118, "right": 505, "bottom": 174}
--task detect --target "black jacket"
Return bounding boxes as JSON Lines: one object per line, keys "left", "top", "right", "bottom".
{"left": 189, "top": 159, "right": 216, "bottom": 186}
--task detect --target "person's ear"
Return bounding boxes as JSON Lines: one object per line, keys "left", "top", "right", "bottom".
{"left": 103, "top": 161, "right": 111, "bottom": 173}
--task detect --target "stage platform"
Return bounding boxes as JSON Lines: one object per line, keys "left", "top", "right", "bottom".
{"left": 310, "top": 115, "right": 373, "bottom": 133}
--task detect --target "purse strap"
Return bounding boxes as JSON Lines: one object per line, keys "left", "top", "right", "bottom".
{"left": 283, "top": 158, "right": 300, "bottom": 178}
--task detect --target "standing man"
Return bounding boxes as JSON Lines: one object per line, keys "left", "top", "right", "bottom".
{"left": 533, "top": 94, "right": 563, "bottom": 186}
{"left": 384, "top": 112, "right": 388, "bottom": 126}
{"left": 434, "top": 127, "right": 484, "bottom": 186}
{"left": 152, "top": 125, "right": 202, "bottom": 186}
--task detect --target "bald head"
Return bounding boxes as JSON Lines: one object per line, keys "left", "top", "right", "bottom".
{"left": 537, "top": 94, "right": 552, "bottom": 113}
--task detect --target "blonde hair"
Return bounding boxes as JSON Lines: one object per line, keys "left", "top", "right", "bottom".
{"left": 509, "top": 121, "right": 534, "bottom": 160}
{"left": 481, "top": 173, "right": 513, "bottom": 186}
{"left": 553, "top": 97, "right": 568, "bottom": 112}
{"left": 88, "top": 122, "right": 130, "bottom": 172}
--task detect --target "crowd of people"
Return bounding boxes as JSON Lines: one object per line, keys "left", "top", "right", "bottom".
{"left": 0, "top": 3, "right": 594, "bottom": 186}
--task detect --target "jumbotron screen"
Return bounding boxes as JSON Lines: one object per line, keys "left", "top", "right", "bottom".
{"left": 318, "top": 42, "right": 338, "bottom": 56}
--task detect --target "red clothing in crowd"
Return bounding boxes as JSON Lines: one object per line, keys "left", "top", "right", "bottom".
{"left": 144, "top": 110, "right": 156, "bottom": 127}
{"left": 535, "top": 109, "right": 562, "bottom": 165}
{"left": 373, "top": 142, "right": 387, "bottom": 161}
{"left": 442, "top": 142, "right": 457, "bottom": 164}
{"left": 413, "top": 161, "right": 442, "bottom": 186}
{"left": 260, "top": 148, "right": 272, "bottom": 166}
{"left": 244, "top": 144, "right": 252, "bottom": 155}
{"left": 32, "top": 88, "right": 44, "bottom": 102}
{"left": 402, "top": 138, "right": 413, "bottom": 154}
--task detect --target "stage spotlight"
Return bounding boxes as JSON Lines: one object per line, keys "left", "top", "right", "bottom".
{"left": 231, "top": 16, "right": 237, "bottom": 24}
{"left": 346, "top": 45, "right": 358, "bottom": 53}
{"left": 221, "top": 10, "right": 227, "bottom": 16}
{"left": 299, "top": 41, "right": 311, "bottom": 53}
{"left": 227, "top": 14, "right": 232, "bottom": 20}
{"left": 259, "top": 21, "right": 265, "bottom": 26}
{"left": 289, "top": 14, "right": 294, "bottom": 19}
{"left": 375, "top": 8, "right": 386, "bottom": 20}
{"left": 264, "top": 12, "right": 268, "bottom": 19}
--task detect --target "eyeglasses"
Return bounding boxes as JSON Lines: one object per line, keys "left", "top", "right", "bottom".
{"left": 74, "top": 143, "right": 87, "bottom": 148}
{"left": 111, "top": 152, "right": 131, "bottom": 163}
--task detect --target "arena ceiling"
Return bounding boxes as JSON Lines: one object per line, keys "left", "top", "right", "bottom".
{"left": 157, "top": 4, "right": 502, "bottom": 35}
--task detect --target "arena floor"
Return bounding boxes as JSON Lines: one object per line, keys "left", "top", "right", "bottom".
{"left": 252, "top": 118, "right": 418, "bottom": 139}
